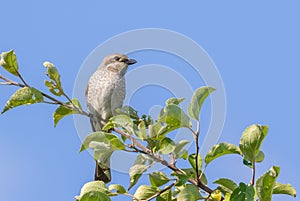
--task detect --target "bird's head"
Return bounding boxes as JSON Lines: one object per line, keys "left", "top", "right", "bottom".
{"left": 100, "top": 53, "right": 137, "bottom": 75}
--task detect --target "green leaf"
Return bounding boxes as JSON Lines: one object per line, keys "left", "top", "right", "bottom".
{"left": 188, "top": 153, "right": 203, "bottom": 171}
{"left": 79, "top": 191, "right": 111, "bottom": 201}
{"left": 149, "top": 172, "right": 171, "bottom": 187}
{"left": 174, "top": 174, "right": 189, "bottom": 187}
{"left": 0, "top": 50, "right": 19, "bottom": 76}
{"left": 256, "top": 166, "right": 280, "bottom": 201}
{"left": 242, "top": 159, "right": 252, "bottom": 168}
{"left": 80, "top": 132, "right": 125, "bottom": 152}
{"left": 239, "top": 124, "right": 268, "bottom": 163}
{"left": 148, "top": 122, "right": 163, "bottom": 138}
{"left": 159, "top": 104, "right": 191, "bottom": 128}
{"left": 255, "top": 150, "right": 265, "bottom": 163}
{"left": 205, "top": 142, "right": 242, "bottom": 165}
{"left": 188, "top": 86, "right": 215, "bottom": 121}
{"left": 128, "top": 164, "right": 148, "bottom": 190}
{"left": 166, "top": 97, "right": 185, "bottom": 105}
{"left": 78, "top": 181, "right": 111, "bottom": 201}
{"left": 230, "top": 182, "right": 255, "bottom": 201}
{"left": 108, "top": 184, "right": 127, "bottom": 194}
{"left": 159, "top": 137, "right": 176, "bottom": 154}
{"left": 80, "top": 132, "right": 107, "bottom": 152}
{"left": 174, "top": 168, "right": 207, "bottom": 185}
{"left": 157, "top": 189, "right": 172, "bottom": 201}
{"left": 210, "top": 190, "right": 222, "bottom": 201}
{"left": 134, "top": 154, "right": 148, "bottom": 165}
{"left": 106, "top": 135, "right": 126, "bottom": 150}
{"left": 137, "top": 120, "right": 147, "bottom": 140}
{"left": 115, "top": 105, "right": 139, "bottom": 120}
{"left": 80, "top": 132, "right": 124, "bottom": 175}
{"left": 80, "top": 181, "right": 108, "bottom": 194}
{"left": 148, "top": 122, "right": 179, "bottom": 139}
{"left": 43, "top": 61, "right": 63, "bottom": 96}
{"left": 174, "top": 140, "right": 189, "bottom": 159}
{"left": 214, "top": 178, "right": 238, "bottom": 194}
{"left": 53, "top": 98, "right": 82, "bottom": 127}
{"left": 2, "top": 87, "right": 44, "bottom": 113}
{"left": 177, "top": 184, "right": 202, "bottom": 201}
{"left": 133, "top": 185, "right": 159, "bottom": 200}
{"left": 103, "top": 114, "right": 136, "bottom": 135}
{"left": 273, "top": 182, "right": 296, "bottom": 197}
{"left": 143, "top": 114, "right": 153, "bottom": 127}
{"left": 223, "top": 193, "right": 231, "bottom": 201}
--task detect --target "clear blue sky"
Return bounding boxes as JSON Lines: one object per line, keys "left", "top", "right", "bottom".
{"left": 1, "top": 1, "right": 299, "bottom": 201}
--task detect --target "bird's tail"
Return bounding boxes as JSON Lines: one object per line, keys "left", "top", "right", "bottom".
{"left": 95, "top": 161, "right": 111, "bottom": 183}
{"left": 90, "top": 116, "right": 112, "bottom": 183}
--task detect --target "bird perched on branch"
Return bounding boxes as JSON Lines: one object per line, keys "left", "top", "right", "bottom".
{"left": 86, "top": 53, "right": 137, "bottom": 183}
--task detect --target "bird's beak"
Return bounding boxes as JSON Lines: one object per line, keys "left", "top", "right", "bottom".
{"left": 125, "top": 58, "right": 137, "bottom": 65}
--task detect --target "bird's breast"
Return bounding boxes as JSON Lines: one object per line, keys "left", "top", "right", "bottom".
{"left": 86, "top": 71, "right": 126, "bottom": 121}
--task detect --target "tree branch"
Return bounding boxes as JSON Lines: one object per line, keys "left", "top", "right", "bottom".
{"left": 145, "top": 182, "right": 175, "bottom": 201}
{"left": 113, "top": 128, "right": 216, "bottom": 196}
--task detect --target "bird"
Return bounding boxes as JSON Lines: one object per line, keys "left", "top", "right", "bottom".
{"left": 85, "top": 53, "right": 137, "bottom": 183}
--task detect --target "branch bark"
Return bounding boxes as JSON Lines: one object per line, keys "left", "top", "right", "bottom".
{"left": 113, "top": 127, "right": 216, "bottom": 196}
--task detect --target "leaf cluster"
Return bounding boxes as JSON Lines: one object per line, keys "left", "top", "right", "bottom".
{"left": 0, "top": 50, "right": 296, "bottom": 201}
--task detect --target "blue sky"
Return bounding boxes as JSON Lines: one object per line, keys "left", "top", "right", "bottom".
{"left": 1, "top": 1, "right": 299, "bottom": 201}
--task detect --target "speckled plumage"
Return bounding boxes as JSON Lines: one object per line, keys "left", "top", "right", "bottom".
{"left": 85, "top": 53, "right": 136, "bottom": 183}
{"left": 87, "top": 66, "right": 126, "bottom": 131}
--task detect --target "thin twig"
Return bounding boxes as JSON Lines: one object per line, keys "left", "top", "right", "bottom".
{"left": 0, "top": 75, "right": 10, "bottom": 82}
{"left": 169, "top": 153, "right": 175, "bottom": 165}
{"left": 61, "top": 90, "right": 86, "bottom": 114}
{"left": 194, "top": 121, "right": 200, "bottom": 184}
{"left": 0, "top": 82, "right": 10, "bottom": 85}
{"left": 62, "top": 91, "right": 73, "bottom": 104}
{"left": 194, "top": 134, "right": 200, "bottom": 182}
{"left": 145, "top": 182, "right": 176, "bottom": 201}
{"left": 42, "top": 101, "right": 59, "bottom": 105}
{"left": 199, "top": 164, "right": 207, "bottom": 181}
{"left": 113, "top": 128, "right": 152, "bottom": 155}
{"left": 124, "top": 192, "right": 142, "bottom": 201}
{"left": 0, "top": 75, "right": 25, "bottom": 87}
{"left": 0, "top": 74, "right": 90, "bottom": 117}
{"left": 188, "top": 127, "right": 198, "bottom": 137}
{"left": 15, "top": 70, "right": 30, "bottom": 87}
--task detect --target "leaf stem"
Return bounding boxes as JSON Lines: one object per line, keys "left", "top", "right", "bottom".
{"left": 251, "top": 161, "right": 255, "bottom": 185}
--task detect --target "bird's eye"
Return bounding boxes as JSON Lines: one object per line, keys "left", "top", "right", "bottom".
{"left": 113, "top": 56, "right": 120, "bottom": 61}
